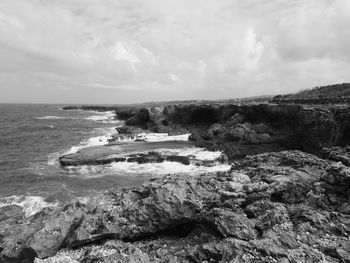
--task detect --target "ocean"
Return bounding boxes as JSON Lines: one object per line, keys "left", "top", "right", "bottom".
{"left": 0, "top": 104, "right": 230, "bottom": 218}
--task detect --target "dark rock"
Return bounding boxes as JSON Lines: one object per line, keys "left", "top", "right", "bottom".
{"left": 207, "top": 123, "right": 224, "bottom": 138}
{"left": 125, "top": 108, "right": 151, "bottom": 128}
{"left": 2, "top": 150, "right": 350, "bottom": 263}
{"left": 321, "top": 146, "right": 350, "bottom": 166}
{"left": 59, "top": 144, "right": 227, "bottom": 168}
{"left": 115, "top": 126, "right": 135, "bottom": 135}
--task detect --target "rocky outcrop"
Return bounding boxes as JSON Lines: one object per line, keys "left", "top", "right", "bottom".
{"left": 59, "top": 150, "right": 227, "bottom": 167}
{"left": 1, "top": 150, "right": 350, "bottom": 262}
{"left": 59, "top": 142, "right": 227, "bottom": 167}
{"left": 63, "top": 103, "right": 350, "bottom": 160}
{"left": 113, "top": 103, "right": 350, "bottom": 159}
{"left": 321, "top": 146, "right": 350, "bottom": 166}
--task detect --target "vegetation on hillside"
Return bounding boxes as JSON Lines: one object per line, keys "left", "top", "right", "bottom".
{"left": 276, "top": 83, "right": 350, "bottom": 99}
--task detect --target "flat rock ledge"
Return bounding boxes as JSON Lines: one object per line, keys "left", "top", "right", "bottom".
{"left": 1, "top": 150, "right": 350, "bottom": 263}
{"left": 59, "top": 148, "right": 228, "bottom": 167}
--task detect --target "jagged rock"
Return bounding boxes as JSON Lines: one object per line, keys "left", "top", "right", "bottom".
{"left": 226, "top": 123, "right": 272, "bottom": 144}
{"left": 209, "top": 209, "right": 257, "bottom": 240}
{"left": 225, "top": 113, "right": 246, "bottom": 126}
{"left": 65, "top": 103, "right": 350, "bottom": 161}
{"left": 2, "top": 150, "right": 350, "bottom": 263}
{"left": 125, "top": 108, "right": 151, "bottom": 128}
{"left": 115, "top": 126, "right": 135, "bottom": 135}
{"left": 108, "top": 134, "right": 137, "bottom": 143}
{"left": 321, "top": 146, "right": 350, "bottom": 166}
{"left": 230, "top": 172, "right": 251, "bottom": 184}
{"left": 207, "top": 123, "right": 224, "bottom": 138}
{"left": 225, "top": 181, "right": 244, "bottom": 192}
{"left": 188, "top": 129, "right": 211, "bottom": 141}
{"left": 59, "top": 145, "right": 227, "bottom": 167}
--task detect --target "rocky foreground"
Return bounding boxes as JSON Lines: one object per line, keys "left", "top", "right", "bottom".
{"left": 1, "top": 150, "right": 349, "bottom": 262}
{"left": 1, "top": 102, "right": 350, "bottom": 263}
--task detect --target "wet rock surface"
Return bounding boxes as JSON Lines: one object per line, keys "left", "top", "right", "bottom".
{"left": 1, "top": 150, "right": 350, "bottom": 262}
{"left": 58, "top": 140, "right": 227, "bottom": 167}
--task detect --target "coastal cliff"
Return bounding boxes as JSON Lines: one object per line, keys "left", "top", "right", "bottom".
{"left": 1, "top": 100, "right": 350, "bottom": 263}
{"left": 113, "top": 103, "right": 350, "bottom": 159}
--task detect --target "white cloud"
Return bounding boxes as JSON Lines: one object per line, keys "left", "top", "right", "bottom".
{"left": 0, "top": 0, "right": 349, "bottom": 103}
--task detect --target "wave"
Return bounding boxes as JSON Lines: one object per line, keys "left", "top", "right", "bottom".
{"left": 141, "top": 133, "right": 190, "bottom": 142}
{"left": 36, "top": 116, "right": 66, "bottom": 120}
{"left": 47, "top": 125, "right": 118, "bottom": 165}
{"left": 64, "top": 161, "right": 231, "bottom": 179}
{"left": 0, "top": 195, "right": 58, "bottom": 217}
{"left": 113, "top": 132, "right": 190, "bottom": 142}
{"left": 85, "top": 111, "right": 118, "bottom": 123}
{"left": 61, "top": 127, "right": 117, "bottom": 156}
{"left": 109, "top": 161, "right": 231, "bottom": 176}
{"left": 156, "top": 147, "right": 223, "bottom": 161}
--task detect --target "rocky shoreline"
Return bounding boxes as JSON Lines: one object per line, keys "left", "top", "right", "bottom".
{"left": 1, "top": 102, "right": 350, "bottom": 263}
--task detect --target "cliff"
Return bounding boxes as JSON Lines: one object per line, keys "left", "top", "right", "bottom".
{"left": 113, "top": 103, "right": 350, "bottom": 159}
{"left": 1, "top": 102, "right": 350, "bottom": 262}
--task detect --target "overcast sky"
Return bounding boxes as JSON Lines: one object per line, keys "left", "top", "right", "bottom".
{"left": 0, "top": 0, "right": 349, "bottom": 104}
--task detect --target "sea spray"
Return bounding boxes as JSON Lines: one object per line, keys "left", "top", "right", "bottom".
{"left": 0, "top": 195, "right": 58, "bottom": 217}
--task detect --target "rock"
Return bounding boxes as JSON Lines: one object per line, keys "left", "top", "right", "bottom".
{"left": 64, "top": 102, "right": 350, "bottom": 161}
{"left": 230, "top": 172, "right": 251, "bottom": 184}
{"left": 225, "top": 182, "right": 244, "bottom": 192}
{"left": 257, "top": 133, "right": 272, "bottom": 143}
{"left": 207, "top": 123, "right": 224, "bottom": 138}
{"left": 189, "top": 129, "right": 211, "bottom": 141}
{"left": 209, "top": 209, "right": 257, "bottom": 240}
{"left": 125, "top": 108, "right": 151, "bottom": 128}
{"left": 227, "top": 124, "right": 246, "bottom": 140}
{"left": 115, "top": 126, "right": 134, "bottom": 135}
{"left": 226, "top": 113, "right": 246, "bottom": 126}
{"left": 59, "top": 142, "right": 228, "bottom": 167}
{"left": 321, "top": 146, "right": 350, "bottom": 166}
{"left": 244, "top": 182, "right": 269, "bottom": 194}
{"left": 2, "top": 150, "right": 350, "bottom": 263}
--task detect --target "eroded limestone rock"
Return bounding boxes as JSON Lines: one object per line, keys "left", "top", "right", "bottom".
{"left": 1, "top": 150, "right": 350, "bottom": 263}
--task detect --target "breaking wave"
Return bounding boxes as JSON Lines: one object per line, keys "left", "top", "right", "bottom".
{"left": 0, "top": 195, "right": 58, "bottom": 217}
{"left": 156, "top": 147, "right": 223, "bottom": 161}
{"left": 36, "top": 116, "right": 67, "bottom": 120}
{"left": 112, "top": 132, "right": 190, "bottom": 142}
{"left": 85, "top": 111, "right": 118, "bottom": 123}
{"left": 64, "top": 161, "right": 231, "bottom": 178}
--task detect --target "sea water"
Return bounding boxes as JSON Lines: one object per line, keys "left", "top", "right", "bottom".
{"left": 0, "top": 104, "right": 230, "bottom": 218}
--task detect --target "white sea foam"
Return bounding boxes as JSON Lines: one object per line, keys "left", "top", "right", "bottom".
{"left": 63, "top": 127, "right": 117, "bottom": 155}
{"left": 0, "top": 195, "right": 58, "bottom": 217}
{"left": 85, "top": 111, "right": 118, "bottom": 123}
{"left": 47, "top": 126, "right": 119, "bottom": 165}
{"left": 65, "top": 161, "right": 231, "bottom": 179}
{"left": 47, "top": 154, "right": 58, "bottom": 165}
{"left": 156, "top": 147, "right": 223, "bottom": 161}
{"left": 113, "top": 132, "right": 190, "bottom": 142}
{"left": 36, "top": 116, "right": 66, "bottom": 120}
{"left": 109, "top": 161, "right": 231, "bottom": 176}
{"left": 141, "top": 133, "right": 190, "bottom": 142}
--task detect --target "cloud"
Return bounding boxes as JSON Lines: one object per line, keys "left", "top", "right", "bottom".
{"left": 0, "top": 0, "right": 349, "bottom": 103}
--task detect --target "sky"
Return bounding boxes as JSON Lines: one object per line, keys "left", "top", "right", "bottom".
{"left": 0, "top": 0, "right": 350, "bottom": 104}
